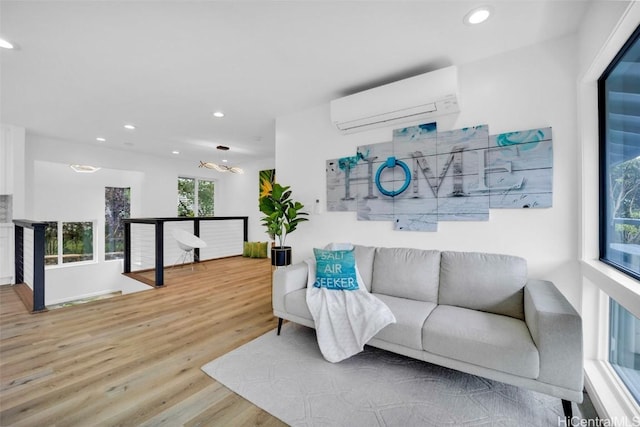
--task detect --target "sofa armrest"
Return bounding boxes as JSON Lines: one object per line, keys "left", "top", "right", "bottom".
{"left": 524, "top": 279, "right": 583, "bottom": 392}
{"left": 272, "top": 262, "right": 308, "bottom": 314}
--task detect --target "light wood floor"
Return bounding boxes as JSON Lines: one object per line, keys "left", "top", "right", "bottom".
{"left": 0, "top": 257, "right": 287, "bottom": 426}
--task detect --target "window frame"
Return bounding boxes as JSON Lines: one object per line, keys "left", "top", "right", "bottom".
{"left": 177, "top": 176, "right": 215, "bottom": 217}
{"left": 44, "top": 220, "right": 97, "bottom": 268}
{"left": 598, "top": 24, "right": 640, "bottom": 282}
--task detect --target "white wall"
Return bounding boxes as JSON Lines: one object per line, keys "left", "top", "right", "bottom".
{"left": 33, "top": 160, "right": 144, "bottom": 222}
{"left": 214, "top": 156, "right": 276, "bottom": 242}
{"left": 21, "top": 134, "right": 274, "bottom": 303}
{"left": 31, "top": 161, "right": 145, "bottom": 303}
{"left": 25, "top": 135, "right": 211, "bottom": 218}
{"left": 275, "top": 34, "right": 581, "bottom": 307}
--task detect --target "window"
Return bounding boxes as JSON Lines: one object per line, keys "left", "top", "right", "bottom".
{"left": 62, "top": 222, "right": 94, "bottom": 263}
{"left": 197, "top": 179, "right": 215, "bottom": 216}
{"left": 44, "top": 221, "right": 58, "bottom": 266}
{"left": 178, "top": 177, "right": 195, "bottom": 217}
{"left": 610, "top": 298, "right": 640, "bottom": 405}
{"left": 105, "top": 187, "right": 131, "bottom": 260}
{"left": 177, "top": 177, "right": 214, "bottom": 217}
{"left": 44, "top": 221, "right": 95, "bottom": 265}
{"left": 600, "top": 24, "right": 640, "bottom": 411}
{"left": 599, "top": 25, "right": 640, "bottom": 281}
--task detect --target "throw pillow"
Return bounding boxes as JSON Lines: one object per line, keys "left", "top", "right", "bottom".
{"left": 242, "top": 241, "right": 253, "bottom": 257}
{"left": 313, "top": 248, "right": 359, "bottom": 291}
{"left": 251, "top": 242, "right": 268, "bottom": 258}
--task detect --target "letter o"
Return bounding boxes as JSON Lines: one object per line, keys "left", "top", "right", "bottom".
{"left": 375, "top": 156, "right": 411, "bottom": 197}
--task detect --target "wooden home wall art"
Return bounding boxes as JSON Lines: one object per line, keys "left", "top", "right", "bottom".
{"left": 326, "top": 123, "right": 553, "bottom": 232}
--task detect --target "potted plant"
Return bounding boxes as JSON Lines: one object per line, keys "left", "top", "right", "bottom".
{"left": 259, "top": 182, "right": 309, "bottom": 266}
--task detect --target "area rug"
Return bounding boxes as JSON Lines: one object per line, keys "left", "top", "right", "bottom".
{"left": 202, "top": 323, "right": 591, "bottom": 426}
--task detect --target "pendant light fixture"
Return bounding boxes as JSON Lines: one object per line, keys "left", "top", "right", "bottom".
{"left": 199, "top": 145, "right": 244, "bottom": 174}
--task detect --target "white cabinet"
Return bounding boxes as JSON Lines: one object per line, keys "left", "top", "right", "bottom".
{"left": 0, "top": 224, "right": 13, "bottom": 285}
{"left": 0, "top": 124, "right": 26, "bottom": 285}
{"left": 0, "top": 124, "right": 25, "bottom": 205}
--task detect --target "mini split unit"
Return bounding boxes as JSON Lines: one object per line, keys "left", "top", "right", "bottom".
{"left": 330, "top": 65, "right": 459, "bottom": 133}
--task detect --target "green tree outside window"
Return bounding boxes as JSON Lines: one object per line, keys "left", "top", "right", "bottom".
{"left": 178, "top": 177, "right": 214, "bottom": 217}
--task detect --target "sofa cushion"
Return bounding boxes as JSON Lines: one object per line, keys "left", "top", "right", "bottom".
{"left": 354, "top": 245, "right": 376, "bottom": 292}
{"left": 439, "top": 251, "right": 527, "bottom": 320}
{"left": 423, "top": 305, "right": 539, "bottom": 379}
{"left": 372, "top": 293, "right": 437, "bottom": 350}
{"left": 284, "top": 288, "right": 312, "bottom": 320}
{"left": 371, "top": 247, "right": 440, "bottom": 303}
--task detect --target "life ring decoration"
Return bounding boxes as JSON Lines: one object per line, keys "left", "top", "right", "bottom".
{"left": 375, "top": 156, "right": 411, "bottom": 197}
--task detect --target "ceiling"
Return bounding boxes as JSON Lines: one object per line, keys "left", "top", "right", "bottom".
{"left": 0, "top": 1, "right": 591, "bottom": 166}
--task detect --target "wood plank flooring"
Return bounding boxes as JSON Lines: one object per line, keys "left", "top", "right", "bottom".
{"left": 0, "top": 257, "right": 286, "bottom": 426}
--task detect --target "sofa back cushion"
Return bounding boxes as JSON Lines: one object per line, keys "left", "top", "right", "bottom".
{"left": 439, "top": 251, "right": 527, "bottom": 320}
{"left": 371, "top": 247, "right": 440, "bottom": 303}
{"left": 354, "top": 245, "right": 376, "bottom": 292}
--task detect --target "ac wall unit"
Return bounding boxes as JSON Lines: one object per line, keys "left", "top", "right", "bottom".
{"left": 330, "top": 65, "right": 459, "bottom": 134}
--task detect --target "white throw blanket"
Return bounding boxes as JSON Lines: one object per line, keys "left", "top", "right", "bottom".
{"left": 305, "top": 255, "right": 395, "bottom": 363}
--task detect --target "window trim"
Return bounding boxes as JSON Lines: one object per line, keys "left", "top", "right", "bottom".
{"left": 598, "top": 24, "right": 640, "bottom": 282}
{"left": 44, "top": 220, "right": 97, "bottom": 268}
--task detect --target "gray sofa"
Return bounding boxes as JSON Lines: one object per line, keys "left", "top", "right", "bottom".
{"left": 272, "top": 245, "right": 583, "bottom": 419}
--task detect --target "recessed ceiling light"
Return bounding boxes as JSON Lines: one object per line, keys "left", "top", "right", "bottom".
{"left": 222, "top": 159, "right": 228, "bottom": 163}
{"left": 212, "top": 111, "right": 225, "bottom": 118}
{"left": 96, "top": 137, "right": 106, "bottom": 142}
{"left": 124, "top": 124, "right": 136, "bottom": 130}
{"left": 0, "top": 39, "right": 14, "bottom": 49}
{"left": 172, "top": 150, "right": 180, "bottom": 155}
{"left": 464, "top": 6, "right": 492, "bottom": 25}
{"left": 70, "top": 164, "right": 101, "bottom": 173}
